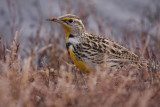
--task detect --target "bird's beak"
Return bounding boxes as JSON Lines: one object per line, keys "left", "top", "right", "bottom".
{"left": 46, "top": 17, "right": 62, "bottom": 23}
{"left": 46, "top": 17, "right": 69, "bottom": 27}
{"left": 46, "top": 17, "right": 70, "bottom": 32}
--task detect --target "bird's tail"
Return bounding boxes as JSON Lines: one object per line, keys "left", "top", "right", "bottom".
{"left": 146, "top": 59, "right": 160, "bottom": 80}
{"left": 148, "top": 59, "right": 160, "bottom": 72}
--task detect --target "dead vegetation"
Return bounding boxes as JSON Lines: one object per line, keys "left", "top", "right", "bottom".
{"left": 0, "top": 0, "right": 160, "bottom": 107}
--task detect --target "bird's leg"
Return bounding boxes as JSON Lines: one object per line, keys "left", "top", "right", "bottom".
{"left": 73, "top": 70, "right": 78, "bottom": 87}
{"left": 80, "top": 70, "right": 88, "bottom": 92}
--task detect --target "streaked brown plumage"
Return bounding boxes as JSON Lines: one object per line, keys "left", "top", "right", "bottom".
{"left": 47, "top": 14, "right": 155, "bottom": 73}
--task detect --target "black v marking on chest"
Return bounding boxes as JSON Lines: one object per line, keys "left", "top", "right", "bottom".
{"left": 69, "top": 34, "right": 74, "bottom": 38}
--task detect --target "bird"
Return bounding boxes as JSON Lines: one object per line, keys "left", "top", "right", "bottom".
{"left": 46, "top": 14, "right": 151, "bottom": 73}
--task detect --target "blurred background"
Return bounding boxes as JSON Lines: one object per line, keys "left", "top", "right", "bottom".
{"left": 0, "top": 0, "right": 160, "bottom": 59}
{"left": 0, "top": 1, "right": 160, "bottom": 106}
{"left": 0, "top": 0, "right": 160, "bottom": 40}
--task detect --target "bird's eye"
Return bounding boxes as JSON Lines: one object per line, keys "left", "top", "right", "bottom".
{"left": 68, "top": 19, "right": 73, "bottom": 23}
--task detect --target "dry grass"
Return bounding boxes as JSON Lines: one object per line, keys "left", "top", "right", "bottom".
{"left": 0, "top": 0, "right": 160, "bottom": 107}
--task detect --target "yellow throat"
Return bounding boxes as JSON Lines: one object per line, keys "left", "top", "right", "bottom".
{"left": 61, "top": 24, "right": 71, "bottom": 43}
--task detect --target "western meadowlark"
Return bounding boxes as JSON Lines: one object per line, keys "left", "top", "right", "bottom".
{"left": 46, "top": 14, "right": 154, "bottom": 73}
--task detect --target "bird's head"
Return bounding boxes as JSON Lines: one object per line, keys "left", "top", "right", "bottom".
{"left": 47, "top": 14, "right": 86, "bottom": 36}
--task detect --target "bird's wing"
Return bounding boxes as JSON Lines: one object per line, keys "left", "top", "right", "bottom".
{"left": 82, "top": 33, "right": 147, "bottom": 67}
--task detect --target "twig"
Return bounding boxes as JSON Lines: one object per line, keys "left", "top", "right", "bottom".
{"left": 142, "top": 35, "right": 150, "bottom": 57}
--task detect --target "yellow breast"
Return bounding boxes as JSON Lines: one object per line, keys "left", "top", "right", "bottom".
{"left": 61, "top": 23, "right": 94, "bottom": 73}
{"left": 68, "top": 46, "right": 93, "bottom": 73}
